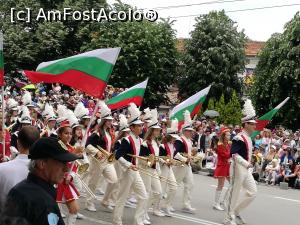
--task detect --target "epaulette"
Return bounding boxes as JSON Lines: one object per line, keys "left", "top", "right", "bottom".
{"left": 232, "top": 134, "right": 244, "bottom": 142}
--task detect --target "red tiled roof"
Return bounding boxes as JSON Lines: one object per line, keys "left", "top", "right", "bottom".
{"left": 176, "top": 39, "right": 265, "bottom": 56}
{"left": 245, "top": 41, "right": 265, "bottom": 56}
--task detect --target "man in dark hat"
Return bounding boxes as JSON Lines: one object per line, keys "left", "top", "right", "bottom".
{"left": 2, "top": 137, "right": 82, "bottom": 225}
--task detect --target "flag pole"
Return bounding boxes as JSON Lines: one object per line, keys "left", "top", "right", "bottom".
{"left": 0, "top": 32, "right": 5, "bottom": 161}
{"left": 1, "top": 86, "right": 5, "bottom": 161}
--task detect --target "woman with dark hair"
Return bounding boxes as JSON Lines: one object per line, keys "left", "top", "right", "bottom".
{"left": 159, "top": 119, "right": 180, "bottom": 216}
{"left": 140, "top": 109, "right": 164, "bottom": 223}
{"left": 85, "top": 101, "right": 117, "bottom": 212}
{"left": 213, "top": 127, "right": 231, "bottom": 211}
{"left": 56, "top": 120, "right": 82, "bottom": 225}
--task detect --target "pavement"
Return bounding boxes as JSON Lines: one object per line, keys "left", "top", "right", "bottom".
{"left": 62, "top": 173, "right": 300, "bottom": 225}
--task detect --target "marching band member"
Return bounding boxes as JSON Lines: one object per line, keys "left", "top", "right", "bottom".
{"left": 159, "top": 118, "right": 180, "bottom": 216}
{"left": 113, "top": 103, "right": 147, "bottom": 225}
{"left": 224, "top": 100, "right": 258, "bottom": 225}
{"left": 140, "top": 107, "right": 152, "bottom": 139}
{"left": 56, "top": 115, "right": 83, "bottom": 225}
{"left": 0, "top": 112, "right": 11, "bottom": 163}
{"left": 10, "top": 106, "right": 32, "bottom": 159}
{"left": 6, "top": 98, "right": 19, "bottom": 127}
{"left": 74, "top": 102, "right": 91, "bottom": 138}
{"left": 213, "top": 127, "right": 231, "bottom": 211}
{"left": 85, "top": 101, "right": 117, "bottom": 212}
{"left": 173, "top": 110, "right": 196, "bottom": 214}
{"left": 41, "top": 103, "right": 57, "bottom": 137}
{"left": 103, "top": 114, "right": 131, "bottom": 208}
{"left": 139, "top": 109, "right": 164, "bottom": 224}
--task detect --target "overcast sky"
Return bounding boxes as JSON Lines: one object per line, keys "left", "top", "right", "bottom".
{"left": 107, "top": 0, "right": 300, "bottom": 41}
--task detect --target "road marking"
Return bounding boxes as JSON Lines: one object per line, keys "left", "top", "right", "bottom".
{"left": 274, "top": 197, "right": 300, "bottom": 203}
{"left": 172, "top": 212, "right": 223, "bottom": 225}
{"left": 80, "top": 215, "right": 112, "bottom": 225}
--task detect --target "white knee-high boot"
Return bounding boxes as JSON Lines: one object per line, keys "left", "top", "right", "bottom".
{"left": 213, "top": 190, "right": 224, "bottom": 211}
{"left": 66, "top": 213, "right": 77, "bottom": 225}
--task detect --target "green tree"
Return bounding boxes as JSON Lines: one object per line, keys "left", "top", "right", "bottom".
{"left": 250, "top": 13, "right": 300, "bottom": 129}
{"left": 178, "top": 10, "right": 246, "bottom": 102}
{"left": 207, "top": 98, "right": 215, "bottom": 110}
{"left": 215, "top": 94, "right": 226, "bottom": 124}
{"left": 82, "top": 3, "right": 178, "bottom": 107}
{"left": 224, "top": 90, "right": 242, "bottom": 125}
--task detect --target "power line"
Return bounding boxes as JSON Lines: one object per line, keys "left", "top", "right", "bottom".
{"left": 142, "top": 0, "right": 249, "bottom": 10}
{"left": 165, "top": 3, "right": 300, "bottom": 19}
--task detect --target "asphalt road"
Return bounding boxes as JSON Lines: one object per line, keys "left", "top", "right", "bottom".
{"left": 62, "top": 173, "right": 300, "bottom": 225}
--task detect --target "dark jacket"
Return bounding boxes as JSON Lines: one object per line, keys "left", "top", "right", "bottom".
{"left": 3, "top": 173, "right": 64, "bottom": 225}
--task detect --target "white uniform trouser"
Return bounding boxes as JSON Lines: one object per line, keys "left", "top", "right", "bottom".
{"left": 160, "top": 165, "right": 177, "bottom": 209}
{"left": 113, "top": 169, "right": 148, "bottom": 225}
{"left": 86, "top": 158, "right": 118, "bottom": 203}
{"left": 102, "top": 161, "right": 123, "bottom": 205}
{"left": 173, "top": 164, "right": 194, "bottom": 208}
{"left": 140, "top": 166, "right": 162, "bottom": 212}
{"left": 226, "top": 161, "right": 257, "bottom": 217}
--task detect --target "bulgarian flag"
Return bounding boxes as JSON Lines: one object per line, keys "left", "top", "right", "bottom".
{"left": 23, "top": 48, "right": 121, "bottom": 98}
{"left": 106, "top": 78, "right": 148, "bottom": 110}
{"left": 170, "top": 85, "right": 211, "bottom": 129}
{"left": 0, "top": 32, "right": 4, "bottom": 86}
{"left": 251, "top": 97, "right": 290, "bottom": 139}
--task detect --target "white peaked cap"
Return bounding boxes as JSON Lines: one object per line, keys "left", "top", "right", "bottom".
{"left": 143, "top": 107, "right": 152, "bottom": 123}
{"left": 7, "top": 98, "right": 19, "bottom": 110}
{"left": 99, "top": 101, "right": 113, "bottom": 120}
{"left": 66, "top": 109, "right": 81, "bottom": 128}
{"left": 119, "top": 113, "right": 130, "bottom": 132}
{"left": 43, "top": 103, "right": 57, "bottom": 121}
{"left": 127, "top": 103, "right": 143, "bottom": 125}
{"left": 21, "top": 91, "right": 34, "bottom": 107}
{"left": 19, "top": 106, "right": 32, "bottom": 124}
{"left": 242, "top": 99, "right": 257, "bottom": 123}
{"left": 148, "top": 108, "right": 161, "bottom": 129}
{"left": 167, "top": 119, "right": 180, "bottom": 139}
{"left": 57, "top": 105, "right": 68, "bottom": 123}
{"left": 74, "top": 102, "right": 90, "bottom": 119}
{"left": 181, "top": 110, "right": 194, "bottom": 131}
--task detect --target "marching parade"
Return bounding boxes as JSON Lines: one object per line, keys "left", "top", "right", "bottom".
{"left": 0, "top": 1, "right": 300, "bottom": 225}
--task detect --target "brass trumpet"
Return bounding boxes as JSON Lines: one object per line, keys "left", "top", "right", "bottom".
{"left": 96, "top": 145, "right": 115, "bottom": 163}
{"left": 128, "top": 154, "right": 157, "bottom": 168}
{"left": 158, "top": 155, "right": 185, "bottom": 167}
{"left": 127, "top": 154, "right": 179, "bottom": 187}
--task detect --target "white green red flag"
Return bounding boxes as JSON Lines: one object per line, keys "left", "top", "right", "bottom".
{"left": 23, "top": 48, "right": 121, "bottom": 98}
{"left": 106, "top": 78, "right": 148, "bottom": 110}
{"left": 0, "top": 32, "right": 4, "bottom": 86}
{"left": 251, "top": 97, "right": 290, "bottom": 139}
{"left": 170, "top": 85, "right": 211, "bottom": 129}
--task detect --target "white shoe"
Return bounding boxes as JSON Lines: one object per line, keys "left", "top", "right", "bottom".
{"left": 145, "top": 212, "right": 150, "bottom": 221}
{"left": 161, "top": 208, "right": 173, "bottom": 217}
{"left": 128, "top": 196, "right": 137, "bottom": 204}
{"left": 86, "top": 203, "right": 97, "bottom": 212}
{"left": 61, "top": 212, "right": 66, "bottom": 218}
{"left": 169, "top": 206, "right": 175, "bottom": 212}
{"left": 153, "top": 209, "right": 165, "bottom": 217}
{"left": 76, "top": 213, "right": 84, "bottom": 220}
{"left": 101, "top": 202, "right": 114, "bottom": 211}
{"left": 143, "top": 219, "right": 151, "bottom": 225}
{"left": 235, "top": 214, "right": 246, "bottom": 224}
{"left": 182, "top": 207, "right": 196, "bottom": 214}
{"left": 96, "top": 188, "right": 105, "bottom": 195}
{"left": 213, "top": 203, "right": 225, "bottom": 211}
{"left": 125, "top": 200, "right": 135, "bottom": 208}
{"left": 223, "top": 215, "right": 237, "bottom": 225}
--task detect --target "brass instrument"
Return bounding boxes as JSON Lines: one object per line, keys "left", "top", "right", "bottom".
{"left": 97, "top": 145, "right": 115, "bottom": 163}
{"left": 73, "top": 173, "right": 96, "bottom": 199}
{"left": 127, "top": 154, "right": 179, "bottom": 187}
{"left": 7, "top": 122, "right": 17, "bottom": 131}
{"left": 157, "top": 155, "right": 185, "bottom": 167}
{"left": 76, "top": 153, "right": 90, "bottom": 174}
